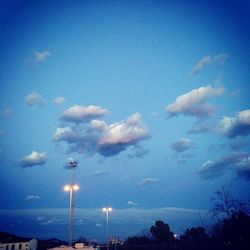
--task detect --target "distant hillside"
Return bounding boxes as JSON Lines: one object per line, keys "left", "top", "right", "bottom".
{"left": 0, "top": 231, "right": 68, "bottom": 250}
{"left": 37, "top": 238, "right": 68, "bottom": 250}
{"left": 0, "top": 231, "right": 32, "bottom": 243}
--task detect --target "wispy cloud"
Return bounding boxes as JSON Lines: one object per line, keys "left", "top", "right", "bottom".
{"left": 139, "top": 178, "right": 158, "bottom": 187}
{"left": 127, "top": 145, "right": 149, "bottom": 159}
{"left": 198, "top": 152, "right": 250, "bottom": 181}
{"left": 20, "top": 151, "right": 47, "bottom": 167}
{"left": 93, "top": 169, "right": 109, "bottom": 177}
{"left": 34, "top": 50, "right": 51, "bottom": 62}
{"left": 25, "top": 91, "right": 46, "bottom": 107}
{"left": 188, "top": 121, "right": 214, "bottom": 134}
{"left": 26, "top": 195, "right": 41, "bottom": 200}
{"left": 0, "top": 207, "right": 212, "bottom": 239}
{"left": 191, "top": 55, "right": 211, "bottom": 76}
{"left": 127, "top": 201, "right": 138, "bottom": 206}
{"left": 170, "top": 138, "right": 194, "bottom": 153}
{"left": 53, "top": 96, "right": 66, "bottom": 105}
{"left": 218, "top": 109, "right": 250, "bottom": 138}
{"left": 190, "top": 53, "right": 229, "bottom": 76}
{"left": 166, "top": 85, "right": 225, "bottom": 119}
{"left": 213, "top": 53, "right": 229, "bottom": 64}
{"left": 1, "top": 108, "right": 14, "bottom": 118}
{"left": 54, "top": 111, "right": 150, "bottom": 157}
{"left": 61, "top": 105, "right": 108, "bottom": 123}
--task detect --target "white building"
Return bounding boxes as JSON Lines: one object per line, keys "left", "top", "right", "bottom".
{"left": 47, "top": 244, "right": 96, "bottom": 250}
{"left": 1, "top": 239, "right": 37, "bottom": 250}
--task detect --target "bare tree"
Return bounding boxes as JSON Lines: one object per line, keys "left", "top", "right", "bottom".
{"left": 209, "top": 186, "right": 245, "bottom": 220}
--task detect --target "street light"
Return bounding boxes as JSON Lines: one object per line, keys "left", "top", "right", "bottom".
{"left": 64, "top": 184, "right": 80, "bottom": 246}
{"left": 102, "top": 207, "right": 112, "bottom": 250}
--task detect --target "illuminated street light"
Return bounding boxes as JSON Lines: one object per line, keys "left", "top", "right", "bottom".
{"left": 64, "top": 184, "right": 80, "bottom": 246}
{"left": 102, "top": 207, "right": 112, "bottom": 250}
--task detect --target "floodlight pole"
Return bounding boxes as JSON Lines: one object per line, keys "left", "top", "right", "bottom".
{"left": 69, "top": 186, "right": 73, "bottom": 246}
{"left": 103, "top": 207, "right": 112, "bottom": 250}
{"left": 64, "top": 159, "right": 79, "bottom": 246}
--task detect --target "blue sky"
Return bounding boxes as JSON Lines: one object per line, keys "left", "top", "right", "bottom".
{"left": 0, "top": 0, "right": 250, "bottom": 242}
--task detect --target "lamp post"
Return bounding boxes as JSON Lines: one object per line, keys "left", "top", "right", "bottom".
{"left": 102, "top": 207, "right": 112, "bottom": 250}
{"left": 64, "top": 184, "right": 79, "bottom": 246}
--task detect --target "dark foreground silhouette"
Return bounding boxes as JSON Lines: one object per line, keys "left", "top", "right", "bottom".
{"left": 117, "top": 210, "right": 250, "bottom": 250}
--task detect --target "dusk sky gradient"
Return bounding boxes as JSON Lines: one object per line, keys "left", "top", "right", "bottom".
{"left": 0, "top": 0, "right": 250, "bottom": 242}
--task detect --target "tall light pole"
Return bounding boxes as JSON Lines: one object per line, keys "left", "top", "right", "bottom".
{"left": 64, "top": 158, "right": 79, "bottom": 246}
{"left": 102, "top": 207, "right": 112, "bottom": 250}
{"left": 64, "top": 184, "right": 79, "bottom": 246}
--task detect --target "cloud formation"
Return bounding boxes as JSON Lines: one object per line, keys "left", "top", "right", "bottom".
{"left": 127, "top": 145, "right": 149, "bottom": 159}
{"left": 139, "top": 178, "right": 158, "bottom": 187}
{"left": 34, "top": 50, "right": 51, "bottom": 62}
{"left": 166, "top": 85, "right": 225, "bottom": 118}
{"left": 1, "top": 108, "right": 14, "bottom": 118}
{"left": 170, "top": 138, "right": 194, "bottom": 153}
{"left": 54, "top": 111, "right": 149, "bottom": 157}
{"left": 93, "top": 170, "right": 109, "bottom": 177}
{"left": 219, "top": 109, "right": 250, "bottom": 138}
{"left": 127, "top": 201, "right": 138, "bottom": 206}
{"left": 20, "top": 151, "right": 47, "bottom": 167}
{"left": 191, "top": 53, "right": 229, "bottom": 75}
{"left": 0, "top": 207, "right": 211, "bottom": 239}
{"left": 198, "top": 152, "right": 250, "bottom": 181}
{"left": 191, "top": 56, "right": 211, "bottom": 76}
{"left": 188, "top": 121, "right": 214, "bottom": 134}
{"left": 26, "top": 195, "right": 41, "bottom": 200}
{"left": 26, "top": 91, "right": 46, "bottom": 107}
{"left": 53, "top": 96, "right": 66, "bottom": 105}
{"left": 61, "top": 105, "right": 108, "bottom": 123}
{"left": 213, "top": 53, "right": 229, "bottom": 64}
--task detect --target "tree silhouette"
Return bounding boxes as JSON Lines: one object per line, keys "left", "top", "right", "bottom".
{"left": 212, "top": 211, "right": 250, "bottom": 250}
{"left": 180, "top": 227, "right": 210, "bottom": 250}
{"left": 209, "top": 186, "right": 245, "bottom": 220}
{"left": 150, "top": 220, "right": 174, "bottom": 243}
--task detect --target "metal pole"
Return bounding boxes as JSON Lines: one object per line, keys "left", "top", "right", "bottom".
{"left": 69, "top": 187, "right": 73, "bottom": 246}
{"left": 106, "top": 210, "right": 109, "bottom": 250}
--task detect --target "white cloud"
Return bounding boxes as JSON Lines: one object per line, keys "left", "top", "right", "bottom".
{"left": 90, "top": 119, "right": 107, "bottom": 132}
{"left": 99, "top": 113, "right": 147, "bottom": 145}
{"left": 191, "top": 55, "right": 211, "bottom": 76}
{"left": 26, "top": 195, "right": 41, "bottom": 200}
{"left": 166, "top": 85, "right": 225, "bottom": 118}
{"left": 53, "top": 127, "right": 82, "bottom": 143}
{"left": 20, "top": 151, "right": 47, "bottom": 167}
{"left": 53, "top": 96, "right": 66, "bottom": 105}
{"left": 34, "top": 50, "right": 51, "bottom": 62}
{"left": 98, "top": 113, "right": 149, "bottom": 156}
{"left": 139, "top": 178, "right": 158, "bottom": 187}
{"left": 54, "top": 112, "right": 149, "bottom": 157}
{"left": 219, "top": 109, "right": 250, "bottom": 138}
{"left": 190, "top": 53, "right": 229, "bottom": 76}
{"left": 61, "top": 105, "right": 108, "bottom": 123}
{"left": 25, "top": 91, "right": 46, "bottom": 107}
{"left": 170, "top": 138, "right": 194, "bottom": 153}
{"left": 127, "top": 201, "right": 137, "bottom": 206}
